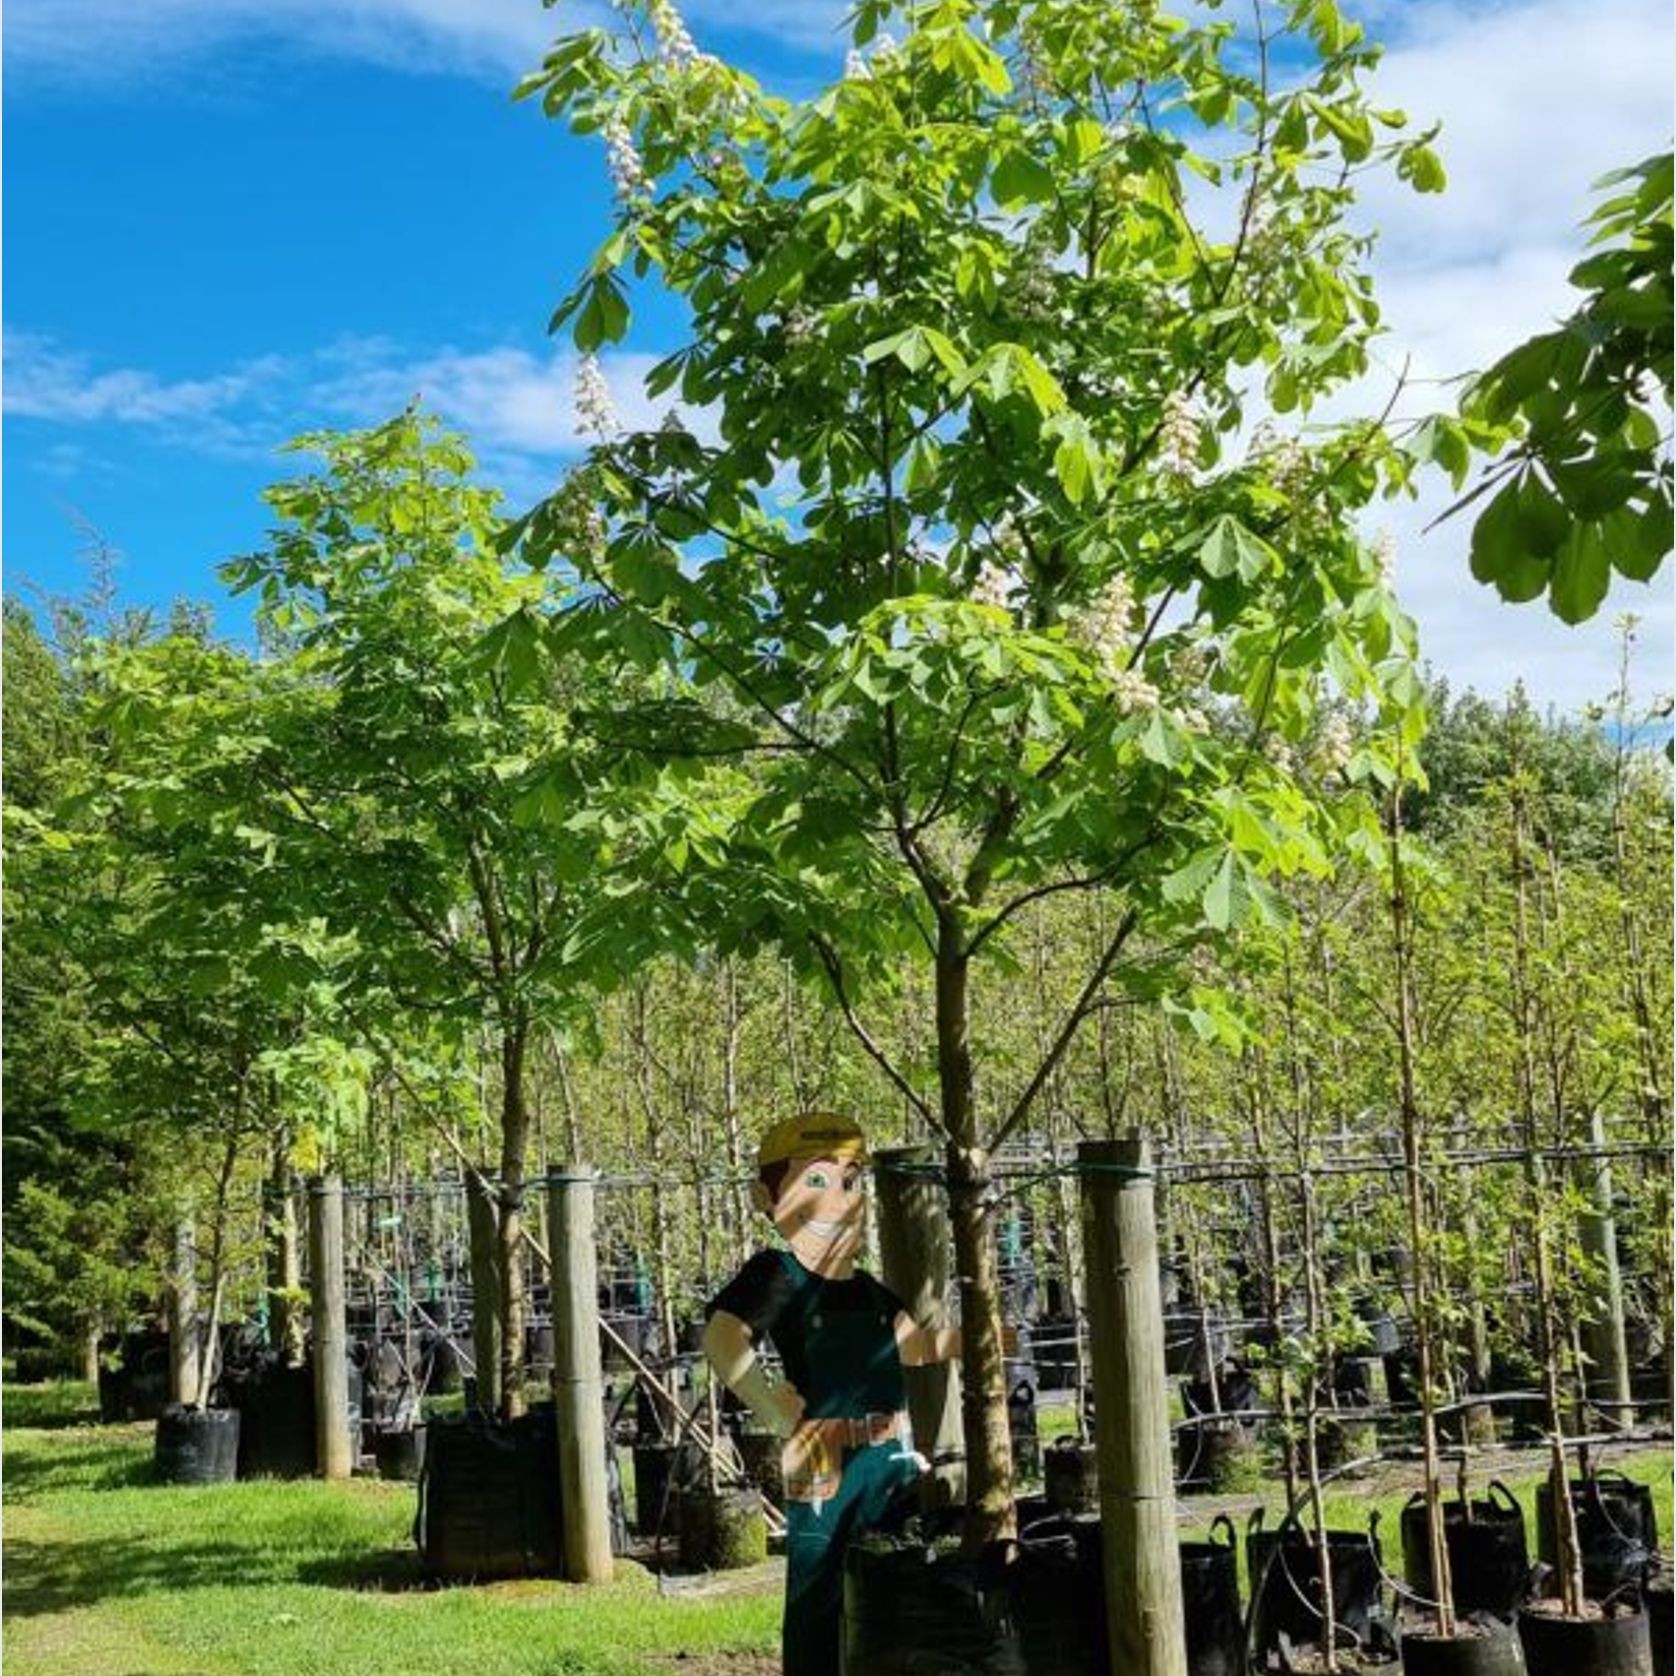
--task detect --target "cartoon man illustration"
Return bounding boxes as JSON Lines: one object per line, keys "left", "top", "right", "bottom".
{"left": 702, "top": 1113, "right": 961, "bottom": 1676}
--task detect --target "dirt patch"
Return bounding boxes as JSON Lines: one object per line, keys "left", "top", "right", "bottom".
{"left": 651, "top": 1656, "right": 779, "bottom": 1676}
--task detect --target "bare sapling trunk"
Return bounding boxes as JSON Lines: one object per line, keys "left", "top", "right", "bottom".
{"left": 497, "top": 1021, "right": 530, "bottom": 1419}
{"left": 1507, "top": 763, "right": 1586, "bottom": 1616}
{"left": 720, "top": 959, "right": 750, "bottom": 1268}
{"left": 1296, "top": 1159, "right": 1340, "bottom": 1669}
{"left": 937, "top": 928, "right": 1014, "bottom": 1552}
{"left": 265, "top": 1133, "right": 305, "bottom": 1366}
{"left": 1245, "top": 1054, "right": 1298, "bottom": 1507}
{"left": 1389, "top": 774, "right": 1455, "bottom": 1635}
{"left": 195, "top": 1133, "right": 242, "bottom": 1409}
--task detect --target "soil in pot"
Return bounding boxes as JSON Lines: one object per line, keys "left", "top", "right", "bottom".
{"left": 1398, "top": 1618, "right": 1525, "bottom": 1676}
{"left": 677, "top": 1486, "right": 767, "bottom": 1571}
{"left": 154, "top": 1404, "right": 240, "bottom": 1485}
{"left": 1516, "top": 1597, "right": 1652, "bottom": 1676}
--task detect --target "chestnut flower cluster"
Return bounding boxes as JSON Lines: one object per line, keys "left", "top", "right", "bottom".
{"left": 1158, "top": 391, "right": 1201, "bottom": 479}
{"left": 1072, "top": 573, "right": 1160, "bottom": 714}
{"left": 604, "top": 113, "right": 647, "bottom": 204}
{"left": 1315, "top": 713, "right": 1355, "bottom": 779}
{"left": 575, "top": 353, "right": 619, "bottom": 438}
{"left": 845, "top": 33, "right": 900, "bottom": 79}
{"left": 1371, "top": 530, "right": 1397, "bottom": 590}
{"left": 647, "top": 0, "right": 698, "bottom": 65}
{"left": 970, "top": 560, "right": 1015, "bottom": 611}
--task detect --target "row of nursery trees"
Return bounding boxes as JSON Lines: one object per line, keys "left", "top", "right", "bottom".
{"left": 4, "top": 0, "right": 1670, "bottom": 1635}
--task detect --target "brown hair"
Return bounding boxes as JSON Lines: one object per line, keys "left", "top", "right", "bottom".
{"left": 759, "top": 1159, "right": 793, "bottom": 1206}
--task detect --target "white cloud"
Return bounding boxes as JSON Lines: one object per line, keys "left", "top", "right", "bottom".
{"left": 0, "top": 0, "right": 842, "bottom": 87}
{"left": 3, "top": 327, "right": 712, "bottom": 506}
{"left": 3, "top": 0, "right": 580, "bottom": 88}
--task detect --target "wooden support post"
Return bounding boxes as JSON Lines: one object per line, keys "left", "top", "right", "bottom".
{"left": 1080, "top": 1134, "right": 1188, "bottom": 1676}
{"left": 874, "top": 1144, "right": 966, "bottom": 1509}
{"left": 308, "top": 1175, "right": 353, "bottom": 1480}
{"left": 1576, "top": 1111, "right": 1633, "bottom": 1429}
{"left": 467, "top": 1173, "right": 503, "bottom": 1415}
{"left": 168, "top": 1217, "right": 200, "bottom": 1406}
{"left": 548, "top": 1167, "right": 614, "bottom": 1583}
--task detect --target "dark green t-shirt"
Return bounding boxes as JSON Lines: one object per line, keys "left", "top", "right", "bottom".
{"left": 706, "top": 1248, "right": 908, "bottom": 1419}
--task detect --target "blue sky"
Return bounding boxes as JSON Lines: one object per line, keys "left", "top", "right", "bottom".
{"left": 4, "top": 0, "right": 1671, "bottom": 710}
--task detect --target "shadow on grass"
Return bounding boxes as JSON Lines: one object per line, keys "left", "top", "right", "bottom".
{"left": 2, "top": 1382, "right": 103, "bottom": 1430}
{"left": 295, "top": 1547, "right": 428, "bottom": 1592}
{"left": 3, "top": 1440, "right": 156, "bottom": 1501}
{"left": 5, "top": 1530, "right": 431, "bottom": 1617}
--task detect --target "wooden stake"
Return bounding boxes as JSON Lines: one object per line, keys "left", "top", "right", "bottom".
{"left": 1575, "top": 1110, "right": 1634, "bottom": 1429}
{"left": 308, "top": 1175, "right": 353, "bottom": 1480}
{"left": 547, "top": 1166, "right": 614, "bottom": 1583}
{"left": 1079, "top": 1133, "right": 1188, "bottom": 1676}
{"left": 874, "top": 1144, "right": 966, "bottom": 1509}
{"left": 167, "top": 1217, "right": 200, "bottom": 1406}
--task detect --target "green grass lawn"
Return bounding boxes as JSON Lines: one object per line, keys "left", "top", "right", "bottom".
{"left": 4, "top": 1378, "right": 1669, "bottom": 1676}
{"left": 2, "top": 1389, "right": 780, "bottom": 1676}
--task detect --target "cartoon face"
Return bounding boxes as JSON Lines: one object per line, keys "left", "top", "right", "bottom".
{"left": 767, "top": 1154, "right": 866, "bottom": 1278}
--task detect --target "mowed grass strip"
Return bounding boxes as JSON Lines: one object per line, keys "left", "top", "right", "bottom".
{"left": 3, "top": 1383, "right": 1670, "bottom": 1676}
{"left": 2, "top": 1392, "right": 779, "bottom": 1676}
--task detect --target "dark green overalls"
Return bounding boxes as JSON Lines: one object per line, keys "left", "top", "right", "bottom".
{"left": 775, "top": 1251, "right": 920, "bottom": 1676}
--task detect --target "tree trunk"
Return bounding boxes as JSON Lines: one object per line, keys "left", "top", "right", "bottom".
{"left": 936, "top": 924, "right": 1013, "bottom": 1551}
{"left": 81, "top": 1323, "right": 102, "bottom": 1385}
{"left": 265, "top": 1136, "right": 305, "bottom": 1367}
{"left": 497, "top": 1021, "right": 530, "bottom": 1420}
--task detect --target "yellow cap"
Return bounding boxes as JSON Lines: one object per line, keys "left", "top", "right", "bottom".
{"left": 756, "top": 1112, "right": 870, "bottom": 1170}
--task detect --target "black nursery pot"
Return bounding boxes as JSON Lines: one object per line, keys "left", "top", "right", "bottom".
{"left": 1178, "top": 1516, "right": 1244, "bottom": 1676}
{"left": 1247, "top": 1509, "right": 1386, "bottom": 1658}
{"left": 843, "top": 1540, "right": 1026, "bottom": 1676}
{"left": 1644, "top": 1570, "right": 1671, "bottom": 1675}
{"left": 373, "top": 1424, "right": 426, "bottom": 1482}
{"left": 1516, "top": 1601, "right": 1653, "bottom": 1676}
{"left": 1534, "top": 1473, "right": 1658, "bottom": 1603}
{"left": 415, "top": 1408, "right": 561, "bottom": 1581}
{"left": 154, "top": 1403, "right": 240, "bottom": 1485}
{"left": 1043, "top": 1438, "right": 1100, "bottom": 1514}
{"left": 1008, "top": 1380, "right": 1042, "bottom": 1483}
{"left": 1399, "top": 1620, "right": 1526, "bottom": 1676}
{"left": 1400, "top": 1482, "right": 1530, "bottom": 1620}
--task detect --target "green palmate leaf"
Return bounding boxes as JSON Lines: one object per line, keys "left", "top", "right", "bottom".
{"left": 476, "top": 607, "right": 546, "bottom": 692}
{"left": 1198, "top": 516, "right": 1278, "bottom": 582}
{"left": 1548, "top": 521, "right": 1613, "bottom": 624}
{"left": 1397, "top": 142, "right": 1447, "bottom": 193}
{"left": 1046, "top": 414, "right": 1103, "bottom": 506}
{"left": 1137, "top": 707, "right": 1189, "bottom": 768}
{"left": 1162, "top": 845, "right": 1222, "bottom": 905}
{"left": 570, "top": 274, "right": 631, "bottom": 350}
{"left": 992, "top": 146, "right": 1054, "bottom": 208}
{"left": 1202, "top": 850, "right": 1246, "bottom": 931}
{"left": 1603, "top": 495, "right": 1673, "bottom": 581}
